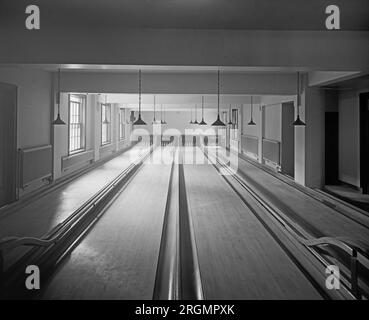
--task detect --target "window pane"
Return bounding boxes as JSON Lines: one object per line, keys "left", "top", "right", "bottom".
{"left": 101, "top": 104, "right": 111, "bottom": 144}
{"left": 69, "top": 95, "right": 86, "bottom": 153}
{"left": 119, "top": 109, "right": 125, "bottom": 140}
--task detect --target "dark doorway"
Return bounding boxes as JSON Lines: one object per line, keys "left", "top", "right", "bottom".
{"left": 325, "top": 112, "right": 339, "bottom": 184}
{"left": 281, "top": 102, "right": 295, "bottom": 178}
{"left": 0, "top": 82, "right": 17, "bottom": 208}
{"left": 360, "top": 92, "right": 369, "bottom": 194}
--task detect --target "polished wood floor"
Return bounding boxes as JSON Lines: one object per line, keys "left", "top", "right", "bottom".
{"left": 183, "top": 147, "right": 322, "bottom": 299}
{"left": 2, "top": 145, "right": 368, "bottom": 299}
{"left": 0, "top": 144, "right": 150, "bottom": 268}
{"left": 41, "top": 148, "right": 174, "bottom": 299}
{"left": 233, "top": 152, "right": 369, "bottom": 245}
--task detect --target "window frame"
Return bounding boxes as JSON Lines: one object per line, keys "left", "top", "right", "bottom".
{"left": 119, "top": 108, "right": 126, "bottom": 141}
{"left": 101, "top": 103, "right": 112, "bottom": 146}
{"left": 68, "top": 94, "right": 86, "bottom": 155}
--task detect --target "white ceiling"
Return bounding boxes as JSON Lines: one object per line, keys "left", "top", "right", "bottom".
{"left": 2, "top": 0, "right": 368, "bottom": 30}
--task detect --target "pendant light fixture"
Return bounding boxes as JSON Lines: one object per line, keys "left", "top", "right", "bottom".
{"left": 103, "top": 94, "right": 109, "bottom": 124}
{"left": 152, "top": 95, "right": 158, "bottom": 124}
{"left": 133, "top": 70, "right": 147, "bottom": 126}
{"left": 52, "top": 68, "right": 66, "bottom": 125}
{"left": 189, "top": 107, "right": 193, "bottom": 124}
{"left": 199, "top": 96, "right": 207, "bottom": 125}
{"left": 248, "top": 96, "right": 256, "bottom": 126}
{"left": 212, "top": 70, "right": 226, "bottom": 127}
{"left": 228, "top": 104, "right": 233, "bottom": 125}
{"left": 194, "top": 104, "right": 199, "bottom": 124}
{"left": 292, "top": 71, "right": 306, "bottom": 126}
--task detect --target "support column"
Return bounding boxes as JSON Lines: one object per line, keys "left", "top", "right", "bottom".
{"left": 294, "top": 74, "right": 325, "bottom": 188}
{"left": 258, "top": 105, "right": 264, "bottom": 164}
{"left": 93, "top": 95, "right": 101, "bottom": 162}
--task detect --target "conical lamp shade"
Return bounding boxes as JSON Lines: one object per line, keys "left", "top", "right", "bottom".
{"left": 228, "top": 119, "right": 233, "bottom": 125}
{"left": 292, "top": 114, "right": 306, "bottom": 126}
{"left": 133, "top": 114, "right": 147, "bottom": 125}
{"left": 212, "top": 115, "right": 226, "bottom": 127}
{"left": 194, "top": 120, "right": 199, "bottom": 124}
{"left": 199, "top": 119, "right": 207, "bottom": 125}
{"left": 52, "top": 113, "right": 66, "bottom": 125}
{"left": 248, "top": 119, "right": 256, "bottom": 126}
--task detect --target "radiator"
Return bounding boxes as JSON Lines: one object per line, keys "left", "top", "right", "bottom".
{"left": 19, "top": 145, "right": 52, "bottom": 188}
{"left": 62, "top": 149, "right": 94, "bottom": 172}
{"left": 262, "top": 138, "right": 281, "bottom": 166}
{"left": 241, "top": 135, "right": 259, "bottom": 158}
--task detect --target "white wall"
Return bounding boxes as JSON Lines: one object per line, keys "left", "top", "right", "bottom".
{"left": 0, "top": 66, "right": 52, "bottom": 149}
{"left": 263, "top": 104, "right": 282, "bottom": 141}
{"left": 138, "top": 109, "right": 219, "bottom": 135}
{"left": 242, "top": 104, "right": 260, "bottom": 137}
{"left": 338, "top": 91, "right": 361, "bottom": 187}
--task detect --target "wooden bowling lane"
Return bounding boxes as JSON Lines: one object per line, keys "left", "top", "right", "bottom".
{"left": 229, "top": 149, "right": 369, "bottom": 246}
{"left": 0, "top": 144, "right": 150, "bottom": 268}
{"left": 40, "top": 147, "right": 174, "bottom": 299}
{"left": 183, "top": 150, "right": 322, "bottom": 299}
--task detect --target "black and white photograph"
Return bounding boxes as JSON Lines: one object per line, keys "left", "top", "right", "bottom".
{"left": 0, "top": 0, "right": 369, "bottom": 310}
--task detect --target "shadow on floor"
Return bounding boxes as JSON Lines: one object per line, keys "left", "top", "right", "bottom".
{"left": 324, "top": 184, "right": 369, "bottom": 213}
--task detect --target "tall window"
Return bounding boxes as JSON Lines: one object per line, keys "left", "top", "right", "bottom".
{"left": 119, "top": 108, "right": 126, "bottom": 140}
{"left": 69, "top": 94, "right": 86, "bottom": 154}
{"left": 231, "top": 109, "right": 238, "bottom": 140}
{"left": 101, "top": 103, "right": 111, "bottom": 145}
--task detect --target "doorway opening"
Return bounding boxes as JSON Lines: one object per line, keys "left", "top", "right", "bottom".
{"left": 281, "top": 102, "right": 295, "bottom": 178}
{"left": 0, "top": 82, "right": 17, "bottom": 208}
{"left": 360, "top": 92, "right": 369, "bottom": 194}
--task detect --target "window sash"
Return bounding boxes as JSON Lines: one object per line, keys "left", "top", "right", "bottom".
{"left": 69, "top": 95, "right": 86, "bottom": 154}
{"left": 119, "top": 109, "right": 126, "bottom": 140}
{"left": 101, "top": 104, "right": 111, "bottom": 145}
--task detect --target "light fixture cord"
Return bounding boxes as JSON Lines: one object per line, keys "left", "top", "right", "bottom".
{"left": 153, "top": 95, "right": 156, "bottom": 121}
{"left": 57, "top": 68, "right": 61, "bottom": 114}
{"left": 251, "top": 96, "right": 253, "bottom": 120}
{"left": 217, "top": 70, "right": 220, "bottom": 115}
{"left": 297, "top": 71, "right": 300, "bottom": 116}
{"left": 139, "top": 70, "right": 142, "bottom": 116}
{"left": 202, "top": 96, "right": 204, "bottom": 119}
